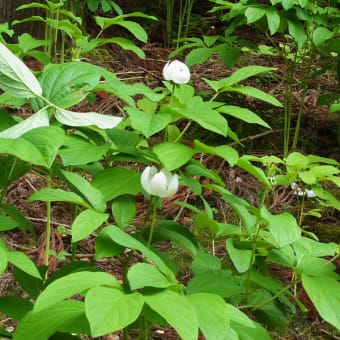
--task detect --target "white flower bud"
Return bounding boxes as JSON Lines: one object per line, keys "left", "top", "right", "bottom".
{"left": 291, "top": 183, "right": 316, "bottom": 198}
{"left": 162, "top": 60, "right": 191, "bottom": 84}
{"left": 141, "top": 166, "right": 179, "bottom": 198}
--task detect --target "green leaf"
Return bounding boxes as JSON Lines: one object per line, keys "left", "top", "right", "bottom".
{"left": 21, "top": 126, "right": 65, "bottom": 168}
{"left": 60, "top": 170, "right": 106, "bottom": 213}
{"left": 302, "top": 275, "right": 340, "bottom": 331}
{"left": 226, "top": 239, "right": 252, "bottom": 273}
{"left": 116, "top": 20, "right": 148, "bottom": 42}
{"left": 32, "top": 62, "right": 102, "bottom": 109}
{"left": 97, "top": 37, "right": 145, "bottom": 58}
{"left": 6, "top": 251, "right": 41, "bottom": 279}
{"left": 85, "top": 286, "right": 143, "bottom": 337}
{"left": 55, "top": 107, "right": 122, "bottom": 129}
{"left": 0, "top": 247, "right": 7, "bottom": 275}
{"left": 112, "top": 195, "right": 136, "bottom": 228}
{"left": 128, "top": 263, "right": 174, "bottom": 290}
{"left": 194, "top": 212, "right": 219, "bottom": 235}
{"left": 237, "top": 158, "right": 272, "bottom": 187}
{"left": 216, "top": 66, "right": 277, "bottom": 88}
{"left": 313, "top": 27, "right": 334, "bottom": 47}
{"left": 0, "top": 42, "right": 42, "bottom": 97}
{"left": 218, "top": 105, "right": 271, "bottom": 128}
{"left": 99, "top": 225, "right": 176, "bottom": 281}
{"left": 153, "top": 220, "right": 199, "bottom": 257}
{"left": 194, "top": 140, "right": 239, "bottom": 166}
{"left": 187, "top": 270, "right": 243, "bottom": 298}
{"left": 266, "top": 8, "right": 280, "bottom": 35}
{"left": 33, "top": 271, "right": 121, "bottom": 313}
{"left": 288, "top": 20, "right": 307, "bottom": 50}
{"left": 59, "top": 135, "right": 110, "bottom": 166}
{"left": 28, "top": 188, "right": 91, "bottom": 209}
{"left": 245, "top": 7, "right": 266, "bottom": 24}
{"left": 18, "top": 33, "right": 50, "bottom": 53}
{"left": 126, "top": 107, "right": 171, "bottom": 138}
{"left": 185, "top": 48, "right": 214, "bottom": 68}
{"left": 221, "top": 86, "right": 282, "bottom": 107}
{"left": 0, "top": 138, "right": 47, "bottom": 167}
{"left": 13, "top": 267, "right": 44, "bottom": 299}
{"left": 174, "top": 97, "right": 228, "bottom": 136}
{"left": 261, "top": 208, "right": 301, "bottom": 247}
{"left": 72, "top": 209, "right": 108, "bottom": 243}
{"left": 153, "top": 142, "right": 194, "bottom": 171}
{"left": 92, "top": 167, "right": 142, "bottom": 201}
{"left": 0, "top": 203, "right": 34, "bottom": 234}
{"left": 145, "top": 290, "right": 198, "bottom": 340}
{"left": 0, "top": 214, "right": 19, "bottom": 231}
{"left": 186, "top": 163, "right": 225, "bottom": 187}
{"left": 0, "top": 296, "right": 33, "bottom": 321}
{"left": 228, "top": 304, "right": 272, "bottom": 340}
{"left": 188, "top": 293, "right": 229, "bottom": 340}
{"left": 0, "top": 108, "right": 49, "bottom": 139}
{"left": 95, "top": 227, "right": 125, "bottom": 259}
{"left": 192, "top": 251, "right": 221, "bottom": 276}
{"left": 13, "top": 301, "right": 90, "bottom": 340}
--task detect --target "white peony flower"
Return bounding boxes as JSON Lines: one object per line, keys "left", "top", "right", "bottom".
{"left": 141, "top": 166, "right": 179, "bottom": 198}
{"left": 162, "top": 60, "right": 191, "bottom": 84}
{"left": 291, "top": 183, "right": 316, "bottom": 198}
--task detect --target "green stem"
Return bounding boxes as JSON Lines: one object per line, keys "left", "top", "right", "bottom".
{"left": 140, "top": 196, "right": 154, "bottom": 236}
{"left": 147, "top": 202, "right": 157, "bottom": 248}
{"left": 170, "top": 83, "right": 176, "bottom": 104}
{"left": 245, "top": 187, "right": 269, "bottom": 302}
{"left": 144, "top": 316, "right": 148, "bottom": 340}
{"left": 338, "top": 113, "right": 340, "bottom": 147}
{"left": 174, "top": 120, "right": 192, "bottom": 143}
{"left": 251, "top": 280, "right": 298, "bottom": 312}
{"left": 292, "top": 47, "right": 315, "bottom": 151}
{"left": 45, "top": 174, "right": 52, "bottom": 267}
{"left": 71, "top": 242, "right": 77, "bottom": 261}
{"left": 0, "top": 157, "right": 17, "bottom": 204}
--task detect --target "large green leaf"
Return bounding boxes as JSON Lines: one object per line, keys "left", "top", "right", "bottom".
{"left": 0, "top": 108, "right": 49, "bottom": 139}
{"left": 0, "top": 296, "right": 33, "bottom": 321}
{"left": 6, "top": 251, "right": 41, "bottom": 279}
{"left": 174, "top": 97, "right": 228, "bottom": 136}
{"left": 128, "top": 263, "right": 174, "bottom": 290}
{"left": 126, "top": 107, "right": 171, "bottom": 138}
{"left": 302, "top": 275, "right": 340, "bottom": 331}
{"left": 194, "top": 140, "right": 239, "bottom": 166}
{"left": 145, "top": 290, "right": 198, "bottom": 340}
{"left": 21, "top": 126, "right": 65, "bottom": 168}
{"left": 0, "top": 42, "right": 42, "bottom": 98}
{"left": 72, "top": 209, "right": 108, "bottom": 242}
{"left": 188, "top": 293, "right": 229, "bottom": 340}
{"left": 85, "top": 286, "right": 143, "bottom": 337}
{"left": 92, "top": 167, "right": 142, "bottom": 201}
{"left": 245, "top": 7, "right": 266, "bottom": 24}
{"left": 187, "top": 270, "right": 243, "bottom": 298}
{"left": 0, "top": 138, "right": 47, "bottom": 167}
{"left": 100, "top": 225, "right": 176, "bottom": 281}
{"left": 226, "top": 239, "right": 252, "bottom": 273}
{"left": 153, "top": 142, "right": 194, "bottom": 171}
{"left": 261, "top": 208, "right": 301, "bottom": 247}
{"left": 31, "top": 62, "right": 102, "bottom": 109}
{"left": 55, "top": 107, "right": 122, "bottom": 129}
{"left": 112, "top": 195, "right": 136, "bottom": 228}
{"left": 33, "top": 271, "right": 121, "bottom": 313}
{"left": 60, "top": 170, "right": 106, "bottom": 213}
{"left": 13, "top": 301, "right": 90, "bottom": 340}
{"left": 218, "top": 105, "right": 271, "bottom": 128}
{"left": 28, "top": 188, "right": 91, "bottom": 209}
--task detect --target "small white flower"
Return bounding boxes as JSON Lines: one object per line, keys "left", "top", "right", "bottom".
{"left": 141, "top": 166, "right": 179, "bottom": 198}
{"left": 291, "top": 183, "right": 316, "bottom": 198}
{"left": 162, "top": 60, "right": 191, "bottom": 84}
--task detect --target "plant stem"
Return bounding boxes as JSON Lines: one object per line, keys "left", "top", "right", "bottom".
{"left": 251, "top": 280, "right": 298, "bottom": 312}
{"left": 174, "top": 120, "right": 192, "bottom": 143}
{"left": 147, "top": 202, "right": 157, "bottom": 248}
{"left": 292, "top": 47, "right": 315, "bottom": 151}
{"left": 45, "top": 174, "right": 52, "bottom": 268}
{"left": 245, "top": 187, "right": 269, "bottom": 302}
{"left": 170, "top": 83, "right": 176, "bottom": 104}
{"left": 140, "top": 196, "right": 154, "bottom": 236}
{"left": 0, "top": 157, "right": 17, "bottom": 204}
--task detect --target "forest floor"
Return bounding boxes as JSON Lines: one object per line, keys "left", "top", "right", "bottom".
{"left": 1, "top": 19, "right": 340, "bottom": 340}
